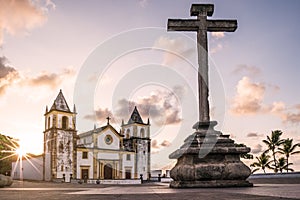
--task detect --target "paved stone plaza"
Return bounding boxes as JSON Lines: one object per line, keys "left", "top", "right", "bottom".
{"left": 0, "top": 178, "right": 300, "bottom": 200}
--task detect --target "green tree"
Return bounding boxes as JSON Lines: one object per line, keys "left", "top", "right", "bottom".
{"left": 250, "top": 153, "right": 273, "bottom": 173}
{"left": 278, "top": 138, "right": 300, "bottom": 172}
{"left": 0, "top": 134, "right": 18, "bottom": 175}
{"left": 262, "top": 130, "right": 284, "bottom": 172}
{"left": 277, "top": 157, "right": 294, "bottom": 173}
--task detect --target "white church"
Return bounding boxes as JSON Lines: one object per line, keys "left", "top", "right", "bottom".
{"left": 12, "top": 90, "right": 151, "bottom": 182}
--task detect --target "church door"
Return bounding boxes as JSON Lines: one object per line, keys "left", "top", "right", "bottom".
{"left": 81, "top": 169, "right": 89, "bottom": 183}
{"left": 125, "top": 170, "right": 131, "bottom": 179}
{"left": 104, "top": 164, "right": 113, "bottom": 179}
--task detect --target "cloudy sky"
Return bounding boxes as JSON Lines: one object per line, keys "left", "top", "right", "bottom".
{"left": 1, "top": 0, "right": 300, "bottom": 171}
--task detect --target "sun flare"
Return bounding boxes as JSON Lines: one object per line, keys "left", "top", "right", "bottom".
{"left": 15, "top": 147, "right": 26, "bottom": 157}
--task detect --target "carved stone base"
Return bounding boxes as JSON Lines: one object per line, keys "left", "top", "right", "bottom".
{"left": 170, "top": 180, "right": 253, "bottom": 188}
{"left": 169, "top": 121, "right": 253, "bottom": 188}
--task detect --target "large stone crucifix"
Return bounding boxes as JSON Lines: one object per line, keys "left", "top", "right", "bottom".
{"left": 168, "top": 4, "right": 237, "bottom": 123}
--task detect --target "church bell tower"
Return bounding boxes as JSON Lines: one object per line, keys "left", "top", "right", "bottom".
{"left": 121, "top": 106, "right": 151, "bottom": 180}
{"left": 43, "top": 90, "right": 77, "bottom": 182}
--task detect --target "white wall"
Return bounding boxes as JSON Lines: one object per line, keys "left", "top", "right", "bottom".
{"left": 97, "top": 129, "right": 120, "bottom": 150}
{"left": 98, "top": 152, "right": 119, "bottom": 160}
{"left": 44, "top": 153, "right": 51, "bottom": 181}
{"left": 77, "top": 150, "right": 93, "bottom": 179}
{"left": 12, "top": 156, "right": 43, "bottom": 180}
{"left": 122, "top": 153, "right": 134, "bottom": 179}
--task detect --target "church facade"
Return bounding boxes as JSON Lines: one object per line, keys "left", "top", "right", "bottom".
{"left": 43, "top": 90, "right": 151, "bottom": 182}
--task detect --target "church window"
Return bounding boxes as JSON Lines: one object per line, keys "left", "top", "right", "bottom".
{"left": 143, "top": 151, "right": 146, "bottom": 155}
{"left": 140, "top": 128, "right": 145, "bottom": 138}
{"left": 62, "top": 116, "right": 68, "bottom": 129}
{"left": 61, "top": 165, "right": 64, "bottom": 171}
{"left": 59, "top": 141, "right": 64, "bottom": 153}
{"left": 126, "top": 133, "right": 130, "bottom": 139}
{"left": 126, "top": 154, "right": 131, "bottom": 161}
{"left": 105, "top": 135, "right": 113, "bottom": 145}
{"left": 126, "top": 129, "right": 130, "bottom": 137}
{"left": 82, "top": 152, "right": 88, "bottom": 159}
{"left": 48, "top": 117, "right": 51, "bottom": 129}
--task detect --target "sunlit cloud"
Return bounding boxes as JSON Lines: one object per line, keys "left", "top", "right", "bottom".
{"left": 230, "top": 76, "right": 300, "bottom": 125}
{"left": 84, "top": 108, "right": 113, "bottom": 124}
{"left": 230, "top": 76, "right": 266, "bottom": 115}
{"left": 0, "top": 56, "right": 76, "bottom": 98}
{"left": 151, "top": 139, "right": 160, "bottom": 149}
{"left": 0, "top": 0, "right": 55, "bottom": 46}
{"left": 270, "top": 102, "right": 300, "bottom": 124}
{"left": 153, "top": 36, "right": 194, "bottom": 65}
{"left": 0, "top": 56, "right": 20, "bottom": 95}
{"left": 151, "top": 139, "right": 171, "bottom": 152}
{"left": 25, "top": 67, "right": 76, "bottom": 89}
{"left": 211, "top": 32, "right": 225, "bottom": 39}
{"left": 210, "top": 43, "right": 223, "bottom": 54}
{"left": 160, "top": 140, "right": 171, "bottom": 147}
{"left": 114, "top": 87, "right": 184, "bottom": 126}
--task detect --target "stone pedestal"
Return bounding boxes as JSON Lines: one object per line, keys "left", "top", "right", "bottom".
{"left": 169, "top": 121, "right": 252, "bottom": 188}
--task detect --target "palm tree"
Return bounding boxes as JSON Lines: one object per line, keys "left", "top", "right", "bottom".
{"left": 278, "top": 138, "right": 300, "bottom": 172}
{"left": 250, "top": 153, "right": 273, "bottom": 173}
{"left": 262, "top": 130, "right": 285, "bottom": 172}
{"left": 277, "top": 157, "right": 294, "bottom": 173}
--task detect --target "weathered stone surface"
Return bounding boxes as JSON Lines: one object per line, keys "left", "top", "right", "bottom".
{"left": 169, "top": 121, "right": 252, "bottom": 187}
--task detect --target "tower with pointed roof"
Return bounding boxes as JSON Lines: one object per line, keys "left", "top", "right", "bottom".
{"left": 121, "top": 106, "right": 151, "bottom": 179}
{"left": 43, "top": 90, "right": 77, "bottom": 182}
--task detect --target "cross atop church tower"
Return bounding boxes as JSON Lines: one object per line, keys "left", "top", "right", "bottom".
{"left": 106, "top": 116, "right": 111, "bottom": 125}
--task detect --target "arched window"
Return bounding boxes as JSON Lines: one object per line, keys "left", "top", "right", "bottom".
{"left": 62, "top": 116, "right": 68, "bottom": 129}
{"left": 140, "top": 128, "right": 145, "bottom": 138}
{"left": 126, "top": 129, "right": 130, "bottom": 138}
{"left": 48, "top": 117, "right": 51, "bottom": 129}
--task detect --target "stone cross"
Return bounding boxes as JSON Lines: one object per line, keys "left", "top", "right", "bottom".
{"left": 168, "top": 4, "right": 237, "bottom": 122}
{"left": 106, "top": 116, "right": 111, "bottom": 125}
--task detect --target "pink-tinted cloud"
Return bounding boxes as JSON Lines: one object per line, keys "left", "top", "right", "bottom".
{"left": 211, "top": 32, "right": 225, "bottom": 39}
{"left": 114, "top": 86, "right": 184, "bottom": 126}
{"left": 0, "top": 56, "right": 19, "bottom": 95}
{"left": 230, "top": 76, "right": 266, "bottom": 115}
{"left": 151, "top": 139, "right": 160, "bottom": 149}
{"left": 0, "top": 0, "right": 55, "bottom": 46}
{"left": 271, "top": 102, "right": 300, "bottom": 125}
{"left": 153, "top": 36, "right": 194, "bottom": 65}
{"left": 160, "top": 140, "right": 171, "bottom": 147}
{"left": 151, "top": 139, "right": 171, "bottom": 151}
{"left": 210, "top": 43, "right": 223, "bottom": 54}
{"left": 84, "top": 108, "right": 113, "bottom": 124}
{"left": 26, "top": 68, "right": 75, "bottom": 89}
{"left": 231, "top": 79, "right": 300, "bottom": 124}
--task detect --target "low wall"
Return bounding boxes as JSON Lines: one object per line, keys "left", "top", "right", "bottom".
{"left": 249, "top": 172, "right": 300, "bottom": 179}
{"left": 69, "top": 179, "right": 141, "bottom": 184}
{"left": 248, "top": 172, "right": 300, "bottom": 184}
{"left": 87, "top": 179, "right": 141, "bottom": 184}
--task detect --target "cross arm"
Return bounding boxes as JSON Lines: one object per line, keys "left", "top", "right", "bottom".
{"left": 207, "top": 20, "right": 238, "bottom": 32}
{"left": 168, "top": 19, "right": 200, "bottom": 31}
